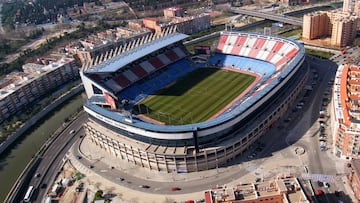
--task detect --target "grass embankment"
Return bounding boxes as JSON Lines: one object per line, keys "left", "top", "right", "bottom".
{"left": 306, "top": 49, "right": 334, "bottom": 59}
{"left": 136, "top": 68, "right": 255, "bottom": 125}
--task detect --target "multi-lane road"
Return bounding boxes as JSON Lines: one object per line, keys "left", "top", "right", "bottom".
{"left": 15, "top": 56, "right": 352, "bottom": 203}
{"left": 230, "top": 8, "right": 303, "bottom": 26}
{"left": 12, "top": 113, "right": 87, "bottom": 203}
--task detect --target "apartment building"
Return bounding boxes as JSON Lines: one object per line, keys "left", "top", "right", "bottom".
{"left": 332, "top": 64, "right": 360, "bottom": 159}
{"left": 143, "top": 8, "right": 211, "bottom": 35}
{"left": 343, "top": 0, "right": 360, "bottom": 15}
{"left": 0, "top": 58, "right": 78, "bottom": 123}
{"left": 302, "top": 11, "right": 359, "bottom": 47}
{"left": 348, "top": 159, "right": 360, "bottom": 202}
{"left": 205, "top": 177, "right": 309, "bottom": 203}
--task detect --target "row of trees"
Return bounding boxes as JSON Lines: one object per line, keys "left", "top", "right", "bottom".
{"left": 0, "top": 21, "right": 122, "bottom": 77}
{"left": 0, "top": 82, "right": 82, "bottom": 144}
{"left": 1, "top": 0, "right": 102, "bottom": 28}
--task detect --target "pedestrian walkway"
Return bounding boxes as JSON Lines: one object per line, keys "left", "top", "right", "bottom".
{"left": 66, "top": 133, "right": 312, "bottom": 203}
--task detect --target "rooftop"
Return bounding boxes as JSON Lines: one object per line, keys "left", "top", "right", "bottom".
{"left": 206, "top": 178, "right": 309, "bottom": 203}
{"left": 85, "top": 32, "right": 188, "bottom": 73}
{"left": 334, "top": 64, "right": 360, "bottom": 130}
{"left": 0, "top": 58, "right": 75, "bottom": 100}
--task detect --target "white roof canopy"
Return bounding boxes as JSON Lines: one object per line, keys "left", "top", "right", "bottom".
{"left": 85, "top": 32, "right": 188, "bottom": 73}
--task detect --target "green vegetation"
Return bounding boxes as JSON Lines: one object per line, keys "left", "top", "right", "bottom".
{"left": 0, "top": 39, "right": 27, "bottom": 61}
{"left": 186, "top": 25, "right": 225, "bottom": 41}
{"left": 74, "top": 172, "right": 85, "bottom": 180}
{"left": 1, "top": 0, "right": 102, "bottom": 27}
{"left": 135, "top": 68, "right": 255, "bottom": 125}
{"left": 0, "top": 21, "right": 124, "bottom": 77}
{"left": 1, "top": 2, "right": 23, "bottom": 29}
{"left": 94, "top": 190, "right": 104, "bottom": 201}
{"left": 0, "top": 81, "right": 81, "bottom": 143}
{"left": 306, "top": 49, "right": 334, "bottom": 59}
{"left": 280, "top": 29, "right": 302, "bottom": 39}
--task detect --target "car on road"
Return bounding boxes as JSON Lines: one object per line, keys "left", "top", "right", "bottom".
{"left": 88, "top": 165, "right": 94, "bottom": 169}
{"left": 40, "top": 183, "right": 47, "bottom": 189}
{"left": 116, "top": 177, "right": 125, "bottom": 181}
{"left": 316, "top": 189, "right": 324, "bottom": 195}
{"left": 139, "top": 185, "right": 150, "bottom": 189}
{"left": 70, "top": 130, "right": 75, "bottom": 134}
{"left": 34, "top": 173, "right": 41, "bottom": 178}
{"left": 323, "top": 182, "right": 330, "bottom": 188}
{"left": 335, "top": 190, "right": 341, "bottom": 197}
{"left": 171, "top": 187, "right": 181, "bottom": 191}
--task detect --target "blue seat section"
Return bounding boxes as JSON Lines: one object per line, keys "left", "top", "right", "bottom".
{"left": 208, "top": 53, "right": 276, "bottom": 81}
{"left": 119, "top": 59, "right": 197, "bottom": 103}
{"left": 119, "top": 54, "right": 276, "bottom": 108}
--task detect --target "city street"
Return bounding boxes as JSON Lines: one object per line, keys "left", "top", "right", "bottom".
{"left": 57, "top": 57, "right": 353, "bottom": 203}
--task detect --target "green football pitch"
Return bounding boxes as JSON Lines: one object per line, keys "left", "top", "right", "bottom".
{"left": 134, "top": 68, "right": 256, "bottom": 125}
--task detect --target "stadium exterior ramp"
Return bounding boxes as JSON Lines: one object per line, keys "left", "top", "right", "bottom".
{"left": 81, "top": 31, "right": 308, "bottom": 173}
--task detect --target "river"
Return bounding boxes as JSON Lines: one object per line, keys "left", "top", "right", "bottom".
{"left": 0, "top": 94, "right": 84, "bottom": 202}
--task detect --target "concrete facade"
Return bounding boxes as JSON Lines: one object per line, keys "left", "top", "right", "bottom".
{"left": 348, "top": 159, "right": 360, "bottom": 202}
{"left": 332, "top": 64, "right": 360, "bottom": 159}
{"left": 0, "top": 58, "right": 78, "bottom": 123}
{"left": 143, "top": 13, "right": 211, "bottom": 35}
{"left": 205, "top": 177, "right": 309, "bottom": 203}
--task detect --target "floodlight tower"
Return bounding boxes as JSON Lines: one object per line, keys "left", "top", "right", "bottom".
{"left": 207, "top": 0, "right": 213, "bottom": 11}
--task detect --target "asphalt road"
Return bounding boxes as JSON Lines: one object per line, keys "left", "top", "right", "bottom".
{"left": 16, "top": 56, "right": 351, "bottom": 203}
{"left": 303, "top": 56, "right": 347, "bottom": 203}
{"left": 17, "top": 113, "right": 87, "bottom": 203}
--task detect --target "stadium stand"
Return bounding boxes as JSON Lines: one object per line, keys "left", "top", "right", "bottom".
{"left": 123, "top": 70, "right": 139, "bottom": 82}
{"left": 216, "top": 33, "right": 298, "bottom": 70}
{"left": 80, "top": 31, "right": 306, "bottom": 173}
{"left": 165, "top": 50, "right": 180, "bottom": 61}
{"left": 132, "top": 66, "right": 148, "bottom": 79}
{"left": 140, "top": 61, "right": 156, "bottom": 73}
{"left": 114, "top": 74, "right": 132, "bottom": 87}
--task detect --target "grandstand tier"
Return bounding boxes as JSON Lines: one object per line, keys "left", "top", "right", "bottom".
{"left": 80, "top": 31, "right": 307, "bottom": 173}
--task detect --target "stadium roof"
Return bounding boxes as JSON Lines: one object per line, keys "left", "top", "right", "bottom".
{"left": 86, "top": 32, "right": 188, "bottom": 73}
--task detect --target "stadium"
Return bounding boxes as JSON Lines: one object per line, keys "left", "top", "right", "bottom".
{"left": 80, "top": 28, "right": 308, "bottom": 173}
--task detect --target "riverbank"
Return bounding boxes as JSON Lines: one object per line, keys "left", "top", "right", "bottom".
{"left": 0, "top": 84, "right": 84, "bottom": 156}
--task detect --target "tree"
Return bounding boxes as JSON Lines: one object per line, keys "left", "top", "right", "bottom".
{"left": 94, "top": 190, "right": 104, "bottom": 200}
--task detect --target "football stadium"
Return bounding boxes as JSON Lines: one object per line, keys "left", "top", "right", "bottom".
{"left": 80, "top": 28, "right": 308, "bottom": 173}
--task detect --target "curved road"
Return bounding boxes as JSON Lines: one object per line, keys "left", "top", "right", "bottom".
{"left": 12, "top": 58, "right": 350, "bottom": 203}
{"left": 15, "top": 113, "right": 87, "bottom": 203}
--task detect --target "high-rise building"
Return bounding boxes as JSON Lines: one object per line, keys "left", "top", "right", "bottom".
{"left": 343, "top": 0, "right": 360, "bottom": 15}
{"left": 302, "top": 12, "right": 330, "bottom": 40}
{"left": 302, "top": 11, "right": 359, "bottom": 47}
